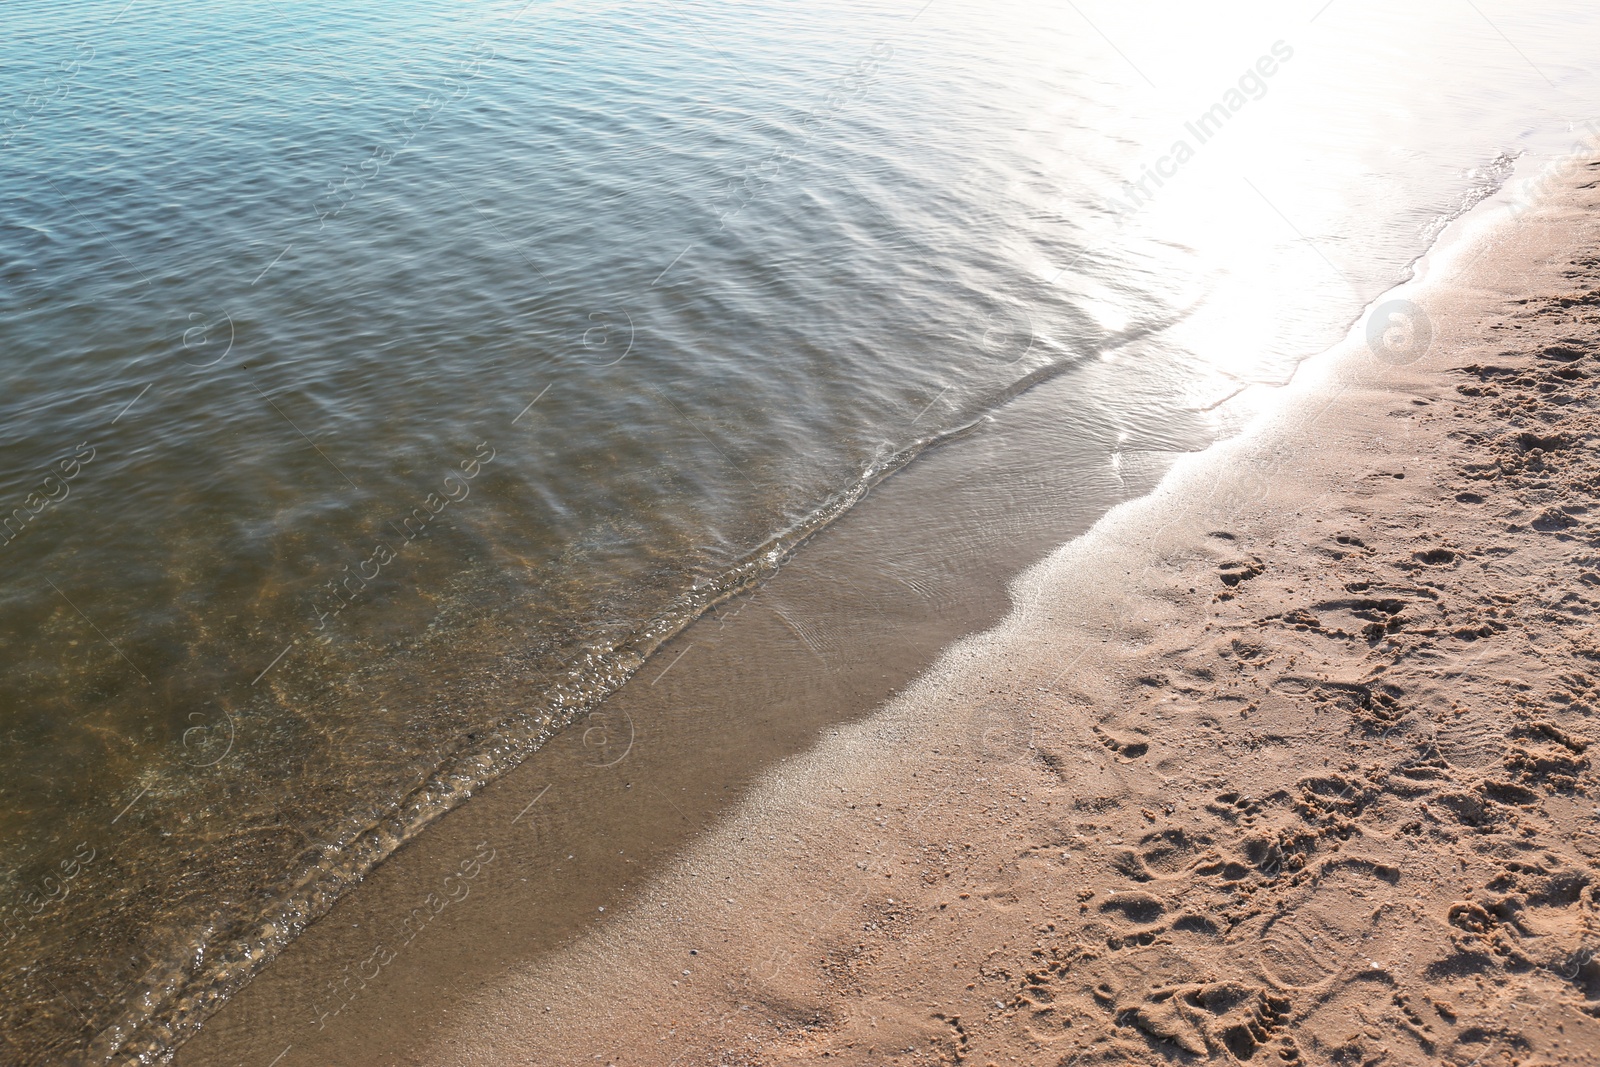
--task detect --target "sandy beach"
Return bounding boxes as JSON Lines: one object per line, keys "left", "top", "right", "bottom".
{"left": 275, "top": 159, "right": 1600, "bottom": 1067}
{"left": 173, "top": 162, "right": 1600, "bottom": 1067}
{"left": 11, "top": 8, "right": 1600, "bottom": 1067}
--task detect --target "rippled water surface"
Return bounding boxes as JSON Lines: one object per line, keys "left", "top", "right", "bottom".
{"left": 2, "top": 0, "right": 1598, "bottom": 1061}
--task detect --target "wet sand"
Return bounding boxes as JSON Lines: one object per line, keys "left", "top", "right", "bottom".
{"left": 181, "top": 162, "right": 1600, "bottom": 1067}
{"left": 173, "top": 325, "right": 1211, "bottom": 1065}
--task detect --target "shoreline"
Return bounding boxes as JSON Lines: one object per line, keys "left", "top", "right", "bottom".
{"left": 172, "top": 293, "right": 1210, "bottom": 1066}
{"left": 401, "top": 160, "right": 1600, "bottom": 1065}
{"left": 176, "top": 158, "right": 1600, "bottom": 1066}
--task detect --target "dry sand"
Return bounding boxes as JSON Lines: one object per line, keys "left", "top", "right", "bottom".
{"left": 262, "top": 162, "right": 1600, "bottom": 1067}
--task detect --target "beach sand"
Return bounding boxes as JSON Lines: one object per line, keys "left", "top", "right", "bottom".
{"left": 177, "top": 162, "right": 1600, "bottom": 1067}
{"left": 371, "top": 163, "right": 1600, "bottom": 1067}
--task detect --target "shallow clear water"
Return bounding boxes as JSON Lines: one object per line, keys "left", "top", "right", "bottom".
{"left": 1, "top": 0, "right": 1597, "bottom": 1061}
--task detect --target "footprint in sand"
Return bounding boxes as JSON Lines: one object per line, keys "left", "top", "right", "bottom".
{"left": 1141, "top": 982, "right": 1294, "bottom": 1060}
{"left": 1092, "top": 724, "right": 1149, "bottom": 762}
{"left": 1255, "top": 865, "right": 1400, "bottom": 988}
